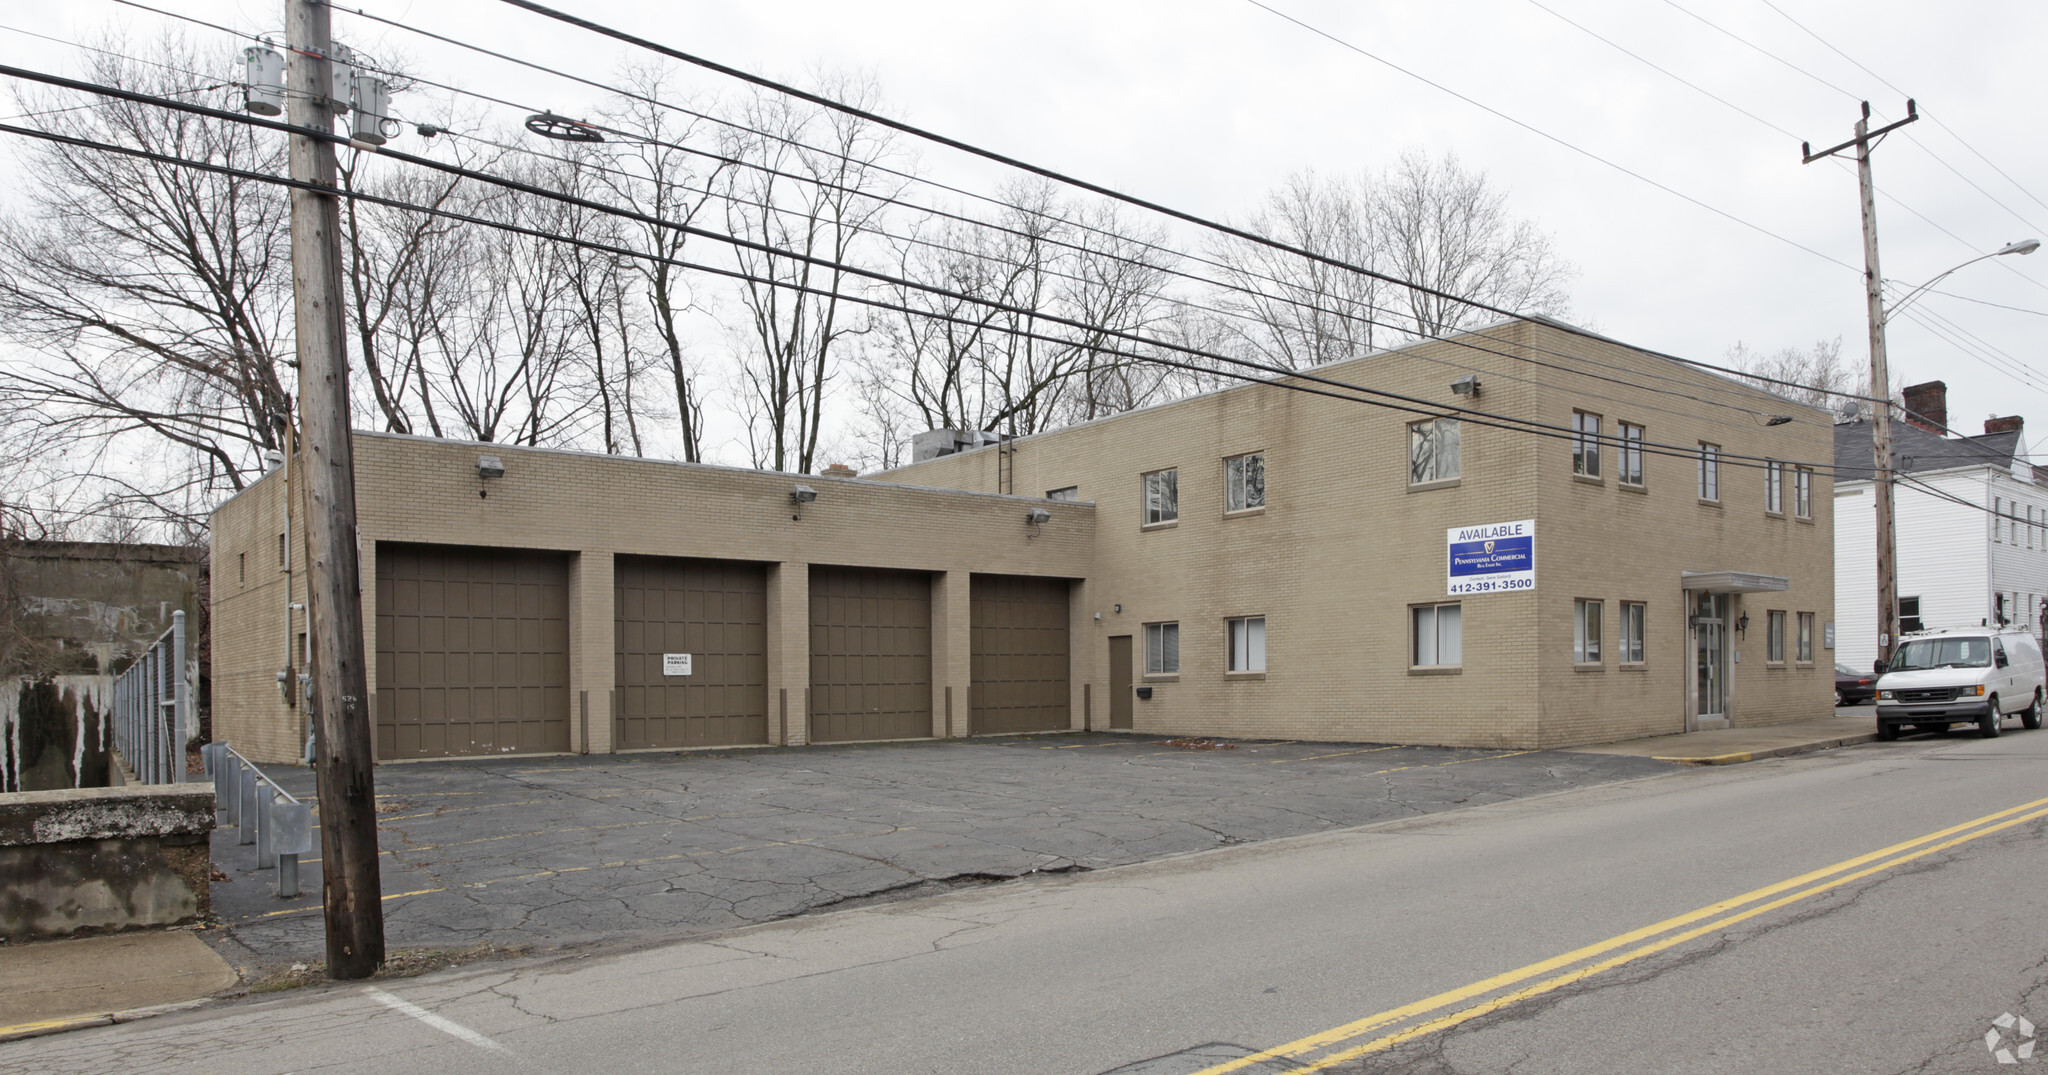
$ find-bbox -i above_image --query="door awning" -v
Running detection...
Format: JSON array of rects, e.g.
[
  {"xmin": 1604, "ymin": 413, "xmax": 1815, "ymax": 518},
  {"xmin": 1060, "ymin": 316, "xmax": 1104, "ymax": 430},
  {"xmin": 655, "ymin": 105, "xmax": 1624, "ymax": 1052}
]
[{"xmin": 1682, "ymin": 570, "xmax": 1790, "ymax": 593}]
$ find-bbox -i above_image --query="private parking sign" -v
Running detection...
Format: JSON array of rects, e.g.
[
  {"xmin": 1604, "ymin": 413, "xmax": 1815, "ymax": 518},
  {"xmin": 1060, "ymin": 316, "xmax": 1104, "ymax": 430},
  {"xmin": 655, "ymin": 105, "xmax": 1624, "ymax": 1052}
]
[{"xmin": 1447, "ymin": 519, "xmax": 1535, "ymax": 596}]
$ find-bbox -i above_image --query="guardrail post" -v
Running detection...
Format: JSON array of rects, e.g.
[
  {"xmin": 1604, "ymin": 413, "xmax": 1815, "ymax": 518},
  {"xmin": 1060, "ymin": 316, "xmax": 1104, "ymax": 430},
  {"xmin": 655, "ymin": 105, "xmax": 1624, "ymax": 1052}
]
[
  {"xmin": 238, "ymin": 764, "xmax": 258, "ymax": 845},
  {"xmin": 256, "ymin": 785, "xmax": 278, "ymax": 869},
  {"xmin": 274, "ymin": 801, "xmax": 313, "ymax": 899}
]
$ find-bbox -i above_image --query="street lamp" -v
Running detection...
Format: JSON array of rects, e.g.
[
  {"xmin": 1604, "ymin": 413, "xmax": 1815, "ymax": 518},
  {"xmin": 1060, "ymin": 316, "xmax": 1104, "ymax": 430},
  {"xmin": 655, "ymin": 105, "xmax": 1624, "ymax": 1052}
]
[{"xmin": 1866, "ymin": 237, "xmax": 2038, "ymax": 668}]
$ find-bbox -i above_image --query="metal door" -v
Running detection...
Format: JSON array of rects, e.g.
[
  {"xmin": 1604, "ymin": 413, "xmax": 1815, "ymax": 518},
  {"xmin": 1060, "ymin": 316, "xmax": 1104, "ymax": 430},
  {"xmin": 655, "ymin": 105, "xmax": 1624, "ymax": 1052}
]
[
  {"xmin": 614, "ymin": 556, "xmax": 768, "ymax": 749},
  {"xmin": 809, "ymin": 566, "xmax": 933, "ymax": 742},
  {"xmin": 970, "ymin": 575, "xmax": 1071, "ymax": 734},
  {"xmin": 375, "ymin": 544, "xmax": 570, "ymax": 759},
  {"xmin": 1108, "ymin": 635, "xmax": 1134, "ymax": 730}
]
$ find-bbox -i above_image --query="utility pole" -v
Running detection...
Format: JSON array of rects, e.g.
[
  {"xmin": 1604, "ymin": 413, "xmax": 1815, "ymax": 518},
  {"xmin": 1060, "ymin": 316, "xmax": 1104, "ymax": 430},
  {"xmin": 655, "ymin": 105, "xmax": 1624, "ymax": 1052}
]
[
  {"xmin": 1804, "ymin": 99, "xmax": 1917, "ymax": 672},
  {"xmin": 286, "ymin": 0, "xmax": 384, "ymax": 979}
]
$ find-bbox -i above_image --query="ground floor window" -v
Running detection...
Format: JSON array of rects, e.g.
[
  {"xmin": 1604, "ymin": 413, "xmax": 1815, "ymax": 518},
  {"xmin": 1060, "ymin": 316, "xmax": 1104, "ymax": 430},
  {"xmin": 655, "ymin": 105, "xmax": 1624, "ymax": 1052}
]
[
  {"xmin": 1227, "ymin": 615, "xmax": 1266, "ymax": 672},
  {"xmin": 1620, "ymin": 602, "xmax": 1646, "ymax": 663},
  {"xmin": 1899, "ymin": 596, "xmax": 1923, "ymax": 634},
  {"xmin": 1574, "ymin": 599, "xmax": 1603, "ymax": 663},
  {"xmin": 1797, "ymin": 612, "xmax": 1814, "ymax": 662},
  {"xmin": 1145, "ymin": 622, "xmax": 1180, "ymax": 674},
  {"xmin": 1767, "ymin": 610, "xmax": 1786, "ymax": 663},
  {"xmin": 1412, "ymin": 603, "xmax": 1462, "ymax": 667}
]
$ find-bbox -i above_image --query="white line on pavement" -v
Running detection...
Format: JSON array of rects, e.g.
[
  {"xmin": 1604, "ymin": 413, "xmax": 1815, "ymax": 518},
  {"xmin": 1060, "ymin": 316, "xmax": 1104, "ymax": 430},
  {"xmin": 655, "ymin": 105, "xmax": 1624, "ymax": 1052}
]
[{"xmin": 363, "ymin": 986, "xmax": 512, "ymax": 1055}]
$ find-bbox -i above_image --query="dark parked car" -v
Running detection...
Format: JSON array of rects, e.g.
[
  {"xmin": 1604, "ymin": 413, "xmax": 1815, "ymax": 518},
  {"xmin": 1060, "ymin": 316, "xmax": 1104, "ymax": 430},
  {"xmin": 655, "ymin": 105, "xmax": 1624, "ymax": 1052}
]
[{"xmin": 1836, "ymin": 663, "xmax": 1877, "ymax": 706}]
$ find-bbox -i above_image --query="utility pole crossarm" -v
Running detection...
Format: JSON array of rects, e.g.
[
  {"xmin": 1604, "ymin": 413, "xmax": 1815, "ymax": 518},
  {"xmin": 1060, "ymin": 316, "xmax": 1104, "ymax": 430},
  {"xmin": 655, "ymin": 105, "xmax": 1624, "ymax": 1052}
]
[{"xmin": 1802, "ymin": 99, "xmax": 1918, "ymax": 164}]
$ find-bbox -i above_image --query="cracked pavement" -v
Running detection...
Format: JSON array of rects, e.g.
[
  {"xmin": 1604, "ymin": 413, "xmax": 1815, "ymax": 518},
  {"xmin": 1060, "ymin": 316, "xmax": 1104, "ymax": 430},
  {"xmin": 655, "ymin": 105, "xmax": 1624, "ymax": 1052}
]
[{"xmin": 203, "ymin": 733, "xmax": 1673, "ymax": 975}]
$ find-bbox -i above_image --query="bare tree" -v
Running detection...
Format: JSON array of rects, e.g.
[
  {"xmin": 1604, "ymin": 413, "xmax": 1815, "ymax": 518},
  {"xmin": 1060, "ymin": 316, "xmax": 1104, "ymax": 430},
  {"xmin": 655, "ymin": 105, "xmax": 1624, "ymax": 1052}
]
[
  {"xmin": 1725, "ymin": 337, "xmax": 1860, "ymax": 412},
  {"xmin": 719, "ymin": 76, "xmax": 900, "ymax": 473},
  {"xmin": 1213, "ymin": 151, "xmax": 1575, "ymax": 368},
  {"xmin": 0, "ymin": 37, "xmax": 292, "ymax": 505}
]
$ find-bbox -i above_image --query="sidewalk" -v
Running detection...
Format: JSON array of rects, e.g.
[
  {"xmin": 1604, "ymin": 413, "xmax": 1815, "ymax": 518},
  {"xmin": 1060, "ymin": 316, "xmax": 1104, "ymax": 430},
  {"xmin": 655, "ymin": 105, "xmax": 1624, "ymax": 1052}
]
[
  {"xmin": 0, "ymin": 931, "xmax": 236, "ymax": 1042},
  {"xmin": 1567, "ymin": 711, "xmax": 1879, "ymax": 765}
]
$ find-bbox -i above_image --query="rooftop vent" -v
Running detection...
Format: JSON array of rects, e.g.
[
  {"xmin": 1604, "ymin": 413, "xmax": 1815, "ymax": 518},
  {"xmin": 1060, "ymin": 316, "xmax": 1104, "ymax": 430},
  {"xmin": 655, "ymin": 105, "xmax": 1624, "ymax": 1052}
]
[{"xmin": 910, "ymin": 428, "xmax": 1002, "ymax": 463}]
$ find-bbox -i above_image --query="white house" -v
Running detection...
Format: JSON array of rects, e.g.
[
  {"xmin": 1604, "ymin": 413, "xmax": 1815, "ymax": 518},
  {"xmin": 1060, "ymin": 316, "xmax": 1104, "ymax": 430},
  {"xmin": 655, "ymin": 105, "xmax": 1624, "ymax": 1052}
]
[{"xmin": 1835, "ymin": 380, "xmax": 2048, "ymax": 673}]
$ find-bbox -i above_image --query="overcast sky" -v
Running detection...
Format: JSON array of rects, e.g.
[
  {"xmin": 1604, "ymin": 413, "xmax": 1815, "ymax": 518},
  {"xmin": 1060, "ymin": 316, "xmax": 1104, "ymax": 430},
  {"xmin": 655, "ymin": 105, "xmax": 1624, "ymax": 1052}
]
[{"xmin": 8, "ymin": 0, "xmax": 2046, "ymax": 460}]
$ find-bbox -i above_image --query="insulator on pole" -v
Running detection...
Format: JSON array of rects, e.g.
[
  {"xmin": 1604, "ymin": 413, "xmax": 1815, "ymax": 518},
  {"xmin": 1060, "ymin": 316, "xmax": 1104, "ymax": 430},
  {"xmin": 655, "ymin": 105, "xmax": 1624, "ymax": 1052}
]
[
  {"xmin": 242, "ymin": 46, "xmax": 285, "ymax": 116},
  {"xmin": 350, "ymin": 76, "xmax": 393, "ymax": 145}
]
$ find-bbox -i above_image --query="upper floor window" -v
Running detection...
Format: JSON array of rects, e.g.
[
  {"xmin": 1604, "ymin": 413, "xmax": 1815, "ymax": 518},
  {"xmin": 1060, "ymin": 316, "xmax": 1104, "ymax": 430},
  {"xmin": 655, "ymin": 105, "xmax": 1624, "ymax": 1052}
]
[
  {"xmin": 1227, "ymin": 616, "xmax": 1267, "ymax": 672},
  {"xmin": 1766, "ymin": 460, "xmax": 1783, "ymax": 513},
  {"xmin": 1794, "ymin": 467, "xmax": 1812, "ymax": 519},
  {"xmin": 1224, "ymin": 452, "xmax": 1265, "ymax": 513},
  {"xmin": 1142, "ymin": 469, "xmax": 1178, "ymax": 526},
  {"xmin": 1409, "ymin": 417, "xmax": 1461, "ymax": 484},
  {"xmin": 1047, "ymin": 486, "xmax": 1079, "ymax": 502},
  {"xmin": 1619, "ymin": 423, "xmax": 1644, "ymax": 486},
  {"xmin": 1698, "ymin": 444, "xmax": 1720, "ymax": 501},
  {"xmin": 1572, "ymin": 412, "xmax": 1602, "ymax": 478}
]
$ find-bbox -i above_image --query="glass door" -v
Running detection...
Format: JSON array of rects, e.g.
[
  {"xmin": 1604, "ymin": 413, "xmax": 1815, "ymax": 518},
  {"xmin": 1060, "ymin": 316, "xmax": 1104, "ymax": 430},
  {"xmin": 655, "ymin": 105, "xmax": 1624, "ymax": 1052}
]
[{"xmin": 1695, "ymin": 592, "xmax": 1726, "ymax": 723}]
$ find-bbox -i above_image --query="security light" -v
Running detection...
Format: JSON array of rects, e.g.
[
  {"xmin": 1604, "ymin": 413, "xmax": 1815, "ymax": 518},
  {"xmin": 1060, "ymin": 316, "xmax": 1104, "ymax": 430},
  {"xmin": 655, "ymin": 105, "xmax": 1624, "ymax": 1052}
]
[
  {"xmin": 1026, "ymin": 507, "xmax": 1052, "ymax": 525},
  {"xmin": 1764, "ymin": 415, "xmax": 1793, "ymax": 426},
  {"xmin": 1451, "ymin": 375, "xmax": 1480, "ymax": 397},
  {"xmin": 791, "ymin": 485, "xmax": 818, "ymax": 504},
  {"xmin": 477, "ymin": 455, "xmax": 505, "ymax": 479}
]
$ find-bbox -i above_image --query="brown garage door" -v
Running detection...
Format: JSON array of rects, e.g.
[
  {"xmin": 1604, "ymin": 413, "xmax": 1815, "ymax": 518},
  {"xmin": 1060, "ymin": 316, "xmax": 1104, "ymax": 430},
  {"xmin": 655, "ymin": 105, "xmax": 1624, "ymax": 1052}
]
[
  {"xmin": 971, "ymin": 575, "xmax": 1071, "ymax": 734},
  {"xmin": 375, "ymin": 544, "xmax": 570, "ymax": 759},
  {"xmin": 615, "ymin": 556, "xmax": 768, "ymax": 749},
  {"xmin": 809, "ymin": 566, "xmax": 932, "ymax": 743}
]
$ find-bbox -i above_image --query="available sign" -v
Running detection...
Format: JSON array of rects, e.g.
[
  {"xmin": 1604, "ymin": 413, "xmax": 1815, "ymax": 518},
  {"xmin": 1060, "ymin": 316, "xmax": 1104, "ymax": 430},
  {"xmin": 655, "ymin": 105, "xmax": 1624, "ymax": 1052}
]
[
  {"xmin": 662, "ymin": 653, "xmax": 693, "ymax": 677},
  {"xmin": 1447, "ymin": 519, "xmax": 1535, "ymax": 596}
]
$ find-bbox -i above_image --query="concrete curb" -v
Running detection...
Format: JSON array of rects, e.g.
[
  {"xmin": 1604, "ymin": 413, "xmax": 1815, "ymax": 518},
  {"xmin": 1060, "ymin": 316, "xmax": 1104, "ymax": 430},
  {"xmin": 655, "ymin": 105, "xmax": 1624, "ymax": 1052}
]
[
  {"xmin": 1653, "ymin": 732, "xmax": 1880, "ymax": 766},
  {"xmin": 0, "ymin": 998, "xmax": 214, "ymax": 1044}
]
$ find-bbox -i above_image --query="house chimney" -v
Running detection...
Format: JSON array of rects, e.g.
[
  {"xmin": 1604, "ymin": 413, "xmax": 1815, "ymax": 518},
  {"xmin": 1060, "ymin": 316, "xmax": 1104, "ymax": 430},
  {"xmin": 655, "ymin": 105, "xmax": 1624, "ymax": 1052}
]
[
  {"xmin": 1901, "ymin": 380, "xmax": 1948, "ymax": 435},
  {"xmin": 1986, "ymin": 415, "xmax": 2025, "ymax": 436},
  {"xmin": 821, "ymin": 463, "xmax": 858, "ymax": 478}
]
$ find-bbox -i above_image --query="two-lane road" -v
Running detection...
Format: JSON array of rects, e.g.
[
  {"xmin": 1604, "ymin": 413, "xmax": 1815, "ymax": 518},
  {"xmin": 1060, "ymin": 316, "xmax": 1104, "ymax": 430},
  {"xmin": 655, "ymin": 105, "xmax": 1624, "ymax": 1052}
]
[{"xmin": 10, "ymin": 729, "xmax": 2047, "ymax": 1074}]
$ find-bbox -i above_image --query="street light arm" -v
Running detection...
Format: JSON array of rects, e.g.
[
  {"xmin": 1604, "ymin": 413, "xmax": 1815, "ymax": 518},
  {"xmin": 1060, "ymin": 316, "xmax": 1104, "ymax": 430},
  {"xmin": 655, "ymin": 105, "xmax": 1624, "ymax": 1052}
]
[{"xmin": 1883, "ymin": 240, "xmax": 2040, "ymax": 324}]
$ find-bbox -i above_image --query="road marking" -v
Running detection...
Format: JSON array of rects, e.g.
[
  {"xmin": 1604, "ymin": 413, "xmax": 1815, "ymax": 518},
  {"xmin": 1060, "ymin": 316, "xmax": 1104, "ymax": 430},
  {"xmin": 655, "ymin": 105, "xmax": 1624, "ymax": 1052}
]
[
  {"xmin": 1191, "ymin": 792, "xmax": 2048, "ymax": 1075},
  {"xmin": 242, "ymin": 887, "xmax": 445, "ymax": 920},
  {"xmin": 363, "ymin": 986, "xmax": 511, "ymax": 1055},
  {"xmin": 1261, "ymin": 746, "xmax": 1403, "ymax": 764}
]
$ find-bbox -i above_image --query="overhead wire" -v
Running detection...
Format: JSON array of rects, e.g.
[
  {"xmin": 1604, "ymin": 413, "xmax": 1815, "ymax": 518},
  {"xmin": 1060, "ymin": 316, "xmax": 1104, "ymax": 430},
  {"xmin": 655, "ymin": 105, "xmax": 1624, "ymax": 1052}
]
[
  {"xmin": 0, "ymin": 96, "xmax": 1857, "ymax": 478},
  {"xmin": 93, "ymin": 0, "xmax": 1890, "ymax": 416}
]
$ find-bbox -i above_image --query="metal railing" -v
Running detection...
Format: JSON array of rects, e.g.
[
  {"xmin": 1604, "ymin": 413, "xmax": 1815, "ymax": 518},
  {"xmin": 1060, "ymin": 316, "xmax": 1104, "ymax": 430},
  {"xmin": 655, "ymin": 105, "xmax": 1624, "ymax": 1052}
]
[
  {"xmin": 112, "ymin": 610, "xmax": 191, "ymax": 785},
  {"xmin": 202, "ymin": 743, "xmax": 315, "ymax": 898}
]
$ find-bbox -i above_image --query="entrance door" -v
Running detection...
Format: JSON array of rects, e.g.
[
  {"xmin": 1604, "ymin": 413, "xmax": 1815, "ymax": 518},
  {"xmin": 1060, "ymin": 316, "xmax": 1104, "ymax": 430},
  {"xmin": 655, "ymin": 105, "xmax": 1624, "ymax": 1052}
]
[
  {"xmin": 1108, "ymin": 636, "xmax": 1133, "ymax": 730},
  {"xmin": 1695, "ymin": 592, "xmax": 1727, "ymax": 727}
]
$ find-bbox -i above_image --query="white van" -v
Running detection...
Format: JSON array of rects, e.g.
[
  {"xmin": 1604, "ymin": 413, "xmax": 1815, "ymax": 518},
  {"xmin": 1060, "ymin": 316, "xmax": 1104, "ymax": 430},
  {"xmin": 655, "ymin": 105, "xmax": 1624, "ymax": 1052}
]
[{"xmin": 1874, "ymin": 627, "xmax": 2046, "ymax": 740}]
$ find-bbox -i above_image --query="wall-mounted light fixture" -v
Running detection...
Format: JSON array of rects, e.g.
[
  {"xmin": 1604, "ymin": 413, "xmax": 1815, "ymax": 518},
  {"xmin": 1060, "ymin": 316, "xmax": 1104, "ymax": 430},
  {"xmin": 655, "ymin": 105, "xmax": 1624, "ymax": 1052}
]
[
  {"xmin": 1025, "ymin": 506, "xmax": 1051, "ymax": 537},
  {"xmin": 1764, "ymin": 415, "xmax": 1793, "ymax": 426},
  {"xmin": 790, "ymin": 484, "xmax": 818, "ymax": 520},
  {"xmin": 1451, "ymin": 374, "xmax": 1481, "ymax": 397},
  {"xmin": 477, "ymin": 455, "xmax": 504, "ymax": 498},
  {"xmin": 1736, "ymin": 612, "xmax": 1750, "ymax": 637}
]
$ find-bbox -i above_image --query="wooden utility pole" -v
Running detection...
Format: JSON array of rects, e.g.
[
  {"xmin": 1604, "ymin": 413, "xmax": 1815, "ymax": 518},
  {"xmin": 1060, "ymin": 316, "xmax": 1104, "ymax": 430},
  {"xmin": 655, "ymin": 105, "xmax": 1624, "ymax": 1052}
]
[
  {"xmin": 286, "ymin": 0, "xmax": 384, "ymax": 979},
  {"xmin": 1804, "ymin": 99, "xmax": 1917, "ymax": 671}
]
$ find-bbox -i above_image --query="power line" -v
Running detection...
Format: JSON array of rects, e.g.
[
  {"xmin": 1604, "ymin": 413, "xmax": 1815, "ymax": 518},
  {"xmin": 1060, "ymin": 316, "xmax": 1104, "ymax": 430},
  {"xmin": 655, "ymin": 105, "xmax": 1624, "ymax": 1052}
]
[
  {"xmin": 0, "ymin": 109, "xmax": 1858, "ymax": 479},
  {"xmin": 96, "ymin": 0, "xmax": 1888, "ymax": 414}
]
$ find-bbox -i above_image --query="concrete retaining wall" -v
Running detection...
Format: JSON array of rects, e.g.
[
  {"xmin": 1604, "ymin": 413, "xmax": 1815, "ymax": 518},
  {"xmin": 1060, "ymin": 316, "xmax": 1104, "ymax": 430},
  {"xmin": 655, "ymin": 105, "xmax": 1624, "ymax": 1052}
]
[{"xmin": 0, "ymin": 784, "xmax": 215, "ymax": 940}]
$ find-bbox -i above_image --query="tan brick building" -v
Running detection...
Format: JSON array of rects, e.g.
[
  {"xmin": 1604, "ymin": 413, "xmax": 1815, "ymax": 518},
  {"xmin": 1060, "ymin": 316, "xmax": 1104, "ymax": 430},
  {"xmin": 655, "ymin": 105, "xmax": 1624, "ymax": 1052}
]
[{"xmin": 210, "ymin": 318, "xmax": 1834, "ymax": 764}]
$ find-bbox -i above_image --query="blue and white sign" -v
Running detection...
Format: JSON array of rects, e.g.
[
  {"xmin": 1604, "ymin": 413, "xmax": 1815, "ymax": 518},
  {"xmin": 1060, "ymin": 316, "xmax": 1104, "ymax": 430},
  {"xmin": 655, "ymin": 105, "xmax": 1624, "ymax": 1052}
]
[{"xmin": 1447, "ymin": 519, "xmax": 1535, "ymax": 596}]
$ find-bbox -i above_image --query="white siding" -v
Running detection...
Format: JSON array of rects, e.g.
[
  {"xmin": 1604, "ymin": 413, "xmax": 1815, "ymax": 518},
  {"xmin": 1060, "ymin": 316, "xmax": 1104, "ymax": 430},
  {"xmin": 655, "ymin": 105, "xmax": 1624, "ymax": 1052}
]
[
  {"xmin": 1834, "ymin": 468, "xmax": 1991, "ymax": 672},
  {"xmin": 1987, "ymin": 469, "xmax": 2048, "ymax": 639}
]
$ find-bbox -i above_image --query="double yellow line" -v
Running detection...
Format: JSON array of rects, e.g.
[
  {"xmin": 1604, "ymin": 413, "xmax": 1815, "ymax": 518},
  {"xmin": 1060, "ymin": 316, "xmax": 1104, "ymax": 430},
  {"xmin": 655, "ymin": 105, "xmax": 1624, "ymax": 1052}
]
[{"xmin": 1193, "ymin": 793, "xmax": 2048, "ymax": 1075}]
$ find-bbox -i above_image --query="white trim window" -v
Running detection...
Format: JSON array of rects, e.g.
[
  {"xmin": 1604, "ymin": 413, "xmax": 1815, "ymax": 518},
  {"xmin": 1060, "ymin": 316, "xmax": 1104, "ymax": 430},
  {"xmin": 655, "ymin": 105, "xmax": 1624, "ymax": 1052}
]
[
  {"xmin": 1408, "ymin": 418, "xmax": 1461, "ymax": 484},
  {"xmin": 1619, "ymin": 422, "xmax": 1645, "ymax": 486},
  {"xmin": 1794, "ymin": 467, "xmax": 1812, "ymax": 518},
  {"xmin": 1767, "ymin": 610, "xmax": 1786, "ymax": 663},
  {"xmin": 1145, "ymin": 622, "xmax": 1180, "ymax": 674},
  {"xmin": 1620, "ymin": 601, "xmax": 1646, "ymax": 663},
  {"xmin": 1797, "ymin": 612, "xmax": 1814, "ymax": 662},
  {"xmin": 1574, "ymin": 599, "xmax": 1603, "ymax": 663},
  {"xmin": 1572, "ymin": 411, "xmax": 1602, "ymax": 478},
  {"xmin": 1765, "ymin": 460, "xmax": 1783, "ymax": 513},
  {"xmin": 1995, "ymin": 497, "xmax": 2005, "ymax": 542},
  {"xmin": 1225, "ymin": 452, "xmax": 1265, "ymax": 512},
  {"xmin": 1227, "ymin": 616, "xmax": 1267, "ymax": 672},
  {"xmin": 1143, "ymin": 469, "xmax": 1178, "ymax": 526},
  {"xmin": 1698, "ymin": 443, "xmax": 1720, "ymax": 501},
  {"xmin": 1412, "ymin": 603, "xmax": 1462, "ymax": 667}
]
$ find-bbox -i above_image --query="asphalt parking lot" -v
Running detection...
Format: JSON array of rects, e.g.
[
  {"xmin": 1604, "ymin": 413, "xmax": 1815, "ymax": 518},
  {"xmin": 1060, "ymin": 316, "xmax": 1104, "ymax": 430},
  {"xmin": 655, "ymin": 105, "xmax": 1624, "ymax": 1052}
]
[{"xmin": 205, "ymin": 734, "xmax": 1676, "ymax": 975}]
